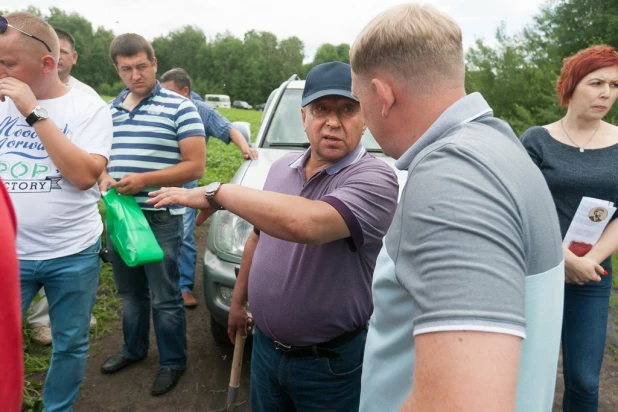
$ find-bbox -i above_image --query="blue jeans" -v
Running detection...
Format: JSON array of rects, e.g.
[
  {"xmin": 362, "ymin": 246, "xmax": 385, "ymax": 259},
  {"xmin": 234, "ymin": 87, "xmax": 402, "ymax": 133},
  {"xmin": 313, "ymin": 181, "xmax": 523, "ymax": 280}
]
[
  {"xmin": 179, "ymin": 180, "xmax": 199, "ymax": 292},
  {"xmin": 562, "ymin": 270, "xmax": 613, "ymax": 412},
  {"xmin": 108, "ymin": 210, "xmax": 186, "ymax": 369},
  {"xmin": 20, "ymin": 240, "xmax": 101, "ymax": 412},
  {"xmin": 251, "ymin": 328, "xmax": 365, "ymax": 412}
]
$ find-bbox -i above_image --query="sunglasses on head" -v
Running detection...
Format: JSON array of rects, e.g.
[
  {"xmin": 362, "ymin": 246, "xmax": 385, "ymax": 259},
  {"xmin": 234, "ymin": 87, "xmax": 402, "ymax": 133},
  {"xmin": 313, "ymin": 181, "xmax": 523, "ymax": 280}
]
[{"xmin": 0, "ymin": 15, "xmax": 52, "ymax": 53}]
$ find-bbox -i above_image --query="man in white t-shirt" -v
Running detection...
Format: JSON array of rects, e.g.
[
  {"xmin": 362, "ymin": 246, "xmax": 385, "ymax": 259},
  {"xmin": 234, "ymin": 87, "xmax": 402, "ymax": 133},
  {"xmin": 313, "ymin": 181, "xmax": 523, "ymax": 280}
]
[
  {"xmin": 26, "ymin": 27, "xmax": 103, "ymax": 347},
  {"xmin": 0, "ymin": 11, "xmax": 113, "ymax": 411},
  {"xmin": 55, "ymin": 28, "xmax": 99, "ymax": 98}
]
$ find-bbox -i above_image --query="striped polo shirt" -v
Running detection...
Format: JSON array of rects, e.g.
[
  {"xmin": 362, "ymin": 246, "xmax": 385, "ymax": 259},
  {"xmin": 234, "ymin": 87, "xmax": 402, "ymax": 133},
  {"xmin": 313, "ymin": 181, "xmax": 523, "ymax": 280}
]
[{"xmin": 107, "ymin": 82, "xmax": 206, "ymax": 214}]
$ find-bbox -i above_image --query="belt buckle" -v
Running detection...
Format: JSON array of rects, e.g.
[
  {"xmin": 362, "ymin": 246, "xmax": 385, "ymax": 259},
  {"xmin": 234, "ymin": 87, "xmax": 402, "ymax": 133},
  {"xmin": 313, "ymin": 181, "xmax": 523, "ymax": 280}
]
[{"xmin": 274, "ymin": 340, "xmax": 292, "ymax": 352}]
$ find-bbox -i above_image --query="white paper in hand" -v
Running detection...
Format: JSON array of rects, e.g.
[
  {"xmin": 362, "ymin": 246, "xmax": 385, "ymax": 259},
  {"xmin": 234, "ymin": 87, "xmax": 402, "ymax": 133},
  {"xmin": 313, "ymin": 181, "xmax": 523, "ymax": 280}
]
[{"xmin": 563, "ymin": 197, "xmax": 616, "ymax": 256}]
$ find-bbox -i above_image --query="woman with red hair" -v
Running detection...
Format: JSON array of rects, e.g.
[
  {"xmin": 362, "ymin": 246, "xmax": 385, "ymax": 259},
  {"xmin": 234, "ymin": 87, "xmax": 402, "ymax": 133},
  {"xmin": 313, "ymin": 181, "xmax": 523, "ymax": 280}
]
[{"xmin": 521, "ymin": 45, "xmax": 618, "ymax": 411}]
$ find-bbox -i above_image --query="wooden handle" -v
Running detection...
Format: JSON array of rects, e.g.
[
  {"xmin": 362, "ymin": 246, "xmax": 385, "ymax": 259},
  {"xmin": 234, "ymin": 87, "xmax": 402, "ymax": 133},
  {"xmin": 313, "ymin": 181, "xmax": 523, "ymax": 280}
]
[{"xmin": 229, "ymin": 332, "xmax": 246, "ymax": 387}]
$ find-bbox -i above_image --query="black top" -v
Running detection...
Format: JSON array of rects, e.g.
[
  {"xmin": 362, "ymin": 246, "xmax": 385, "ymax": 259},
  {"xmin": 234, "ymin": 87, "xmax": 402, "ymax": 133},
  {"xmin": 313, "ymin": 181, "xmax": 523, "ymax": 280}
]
[{"xmin": 520, "ymin": 126, "xmax": 618, "ymax": 270}]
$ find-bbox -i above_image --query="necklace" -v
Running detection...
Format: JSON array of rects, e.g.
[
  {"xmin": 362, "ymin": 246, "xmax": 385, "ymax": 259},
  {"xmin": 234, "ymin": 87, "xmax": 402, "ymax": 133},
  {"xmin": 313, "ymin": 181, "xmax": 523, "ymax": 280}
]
[{"xmin": 560, "ymin": 118, "xmax": 601, "ymax": 153}]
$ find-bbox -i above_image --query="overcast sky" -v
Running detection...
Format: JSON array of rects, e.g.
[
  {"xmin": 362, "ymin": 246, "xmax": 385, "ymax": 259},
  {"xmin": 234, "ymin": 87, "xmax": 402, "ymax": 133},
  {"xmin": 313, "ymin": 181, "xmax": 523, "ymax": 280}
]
[{"xmin": 4, "ymin": 0, "xmax": 547, "ymax": 62}]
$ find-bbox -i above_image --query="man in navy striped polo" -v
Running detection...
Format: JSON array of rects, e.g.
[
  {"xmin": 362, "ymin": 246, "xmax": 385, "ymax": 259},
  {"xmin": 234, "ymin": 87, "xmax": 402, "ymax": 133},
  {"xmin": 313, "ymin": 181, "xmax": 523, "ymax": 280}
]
[{"xmin": 97, "ymin": 33, "xmax": 206, "ymax": 396}]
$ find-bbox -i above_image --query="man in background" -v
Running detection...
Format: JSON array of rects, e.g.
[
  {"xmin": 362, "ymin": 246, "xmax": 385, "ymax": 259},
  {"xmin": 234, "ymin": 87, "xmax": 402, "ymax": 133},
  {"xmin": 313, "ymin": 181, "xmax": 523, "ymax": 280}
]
[
  {"xmin": 160, "ymin": 67, "xmax": 257, "ymax": 308},
  {"xmin": 26, "ymin": 27, "xmax": 100, "ymax": 347},
  {"xmin": 55, "ymin": 28, "xmax": 100, "ymax": 98}
]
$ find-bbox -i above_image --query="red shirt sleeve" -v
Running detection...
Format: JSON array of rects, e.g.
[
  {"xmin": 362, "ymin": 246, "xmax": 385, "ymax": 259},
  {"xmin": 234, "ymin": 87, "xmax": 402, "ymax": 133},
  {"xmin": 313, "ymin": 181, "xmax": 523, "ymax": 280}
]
[{"xmin": 0, "ymin": 179, "xmax": 23, "ymax": 411}]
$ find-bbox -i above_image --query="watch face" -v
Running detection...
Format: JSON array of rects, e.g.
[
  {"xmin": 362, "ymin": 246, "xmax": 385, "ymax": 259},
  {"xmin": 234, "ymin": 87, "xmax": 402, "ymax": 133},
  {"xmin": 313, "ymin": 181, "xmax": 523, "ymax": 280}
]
[
  {"xmin": 34, "ymin": 106, "xmax": 49, "ymax": 118},
  {"xmin": 205, "ymin": 182, "xmax": 221, "ymax": 194}
]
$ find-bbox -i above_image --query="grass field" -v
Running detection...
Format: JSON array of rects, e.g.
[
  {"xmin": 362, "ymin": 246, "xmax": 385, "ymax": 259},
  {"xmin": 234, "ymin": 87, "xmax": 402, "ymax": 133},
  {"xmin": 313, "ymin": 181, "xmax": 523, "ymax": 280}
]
[
  {"xmin": 21, "ymin": 106, "xmax": 262, "ymax": 411},
  {"xmin": 200, "ymin": 108, "xmax": 262, "ymax": 185}
]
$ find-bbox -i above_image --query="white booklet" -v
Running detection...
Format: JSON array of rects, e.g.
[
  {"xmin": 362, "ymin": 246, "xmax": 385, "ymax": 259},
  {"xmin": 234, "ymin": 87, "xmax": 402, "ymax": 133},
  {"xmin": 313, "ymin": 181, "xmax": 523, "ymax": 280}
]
[{"xmin": 563, "ymin": 196, "xmax": 616, "ymax": 257}]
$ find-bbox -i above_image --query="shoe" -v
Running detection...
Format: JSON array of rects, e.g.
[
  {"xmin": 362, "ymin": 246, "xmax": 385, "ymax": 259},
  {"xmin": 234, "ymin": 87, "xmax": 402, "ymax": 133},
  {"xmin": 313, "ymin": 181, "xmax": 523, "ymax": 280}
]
[
  {"xmin": 90, "ymin": 314, "xmax": 97, "ymax": 329},
  {"xmin": 101, "ymin": 353, "xmax": 145, "ymax": 374},
  {"xmin": 182, "ymin": 292, "xmax": 197, "ymax": 308},
  {"xmin": 151, "ymin": 367, "xmax": 184, "ymax": 396},
  {"xmin": 32, "ymin": 325, "xmax": 52, "ymax": 346}
]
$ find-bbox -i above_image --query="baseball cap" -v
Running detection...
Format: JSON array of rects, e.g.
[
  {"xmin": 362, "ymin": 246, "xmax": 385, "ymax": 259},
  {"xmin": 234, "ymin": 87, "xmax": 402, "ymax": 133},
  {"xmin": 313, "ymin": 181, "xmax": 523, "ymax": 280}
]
[{"xmin": 301, "ymin": 61, "xmax": 359, "ymax": 107}]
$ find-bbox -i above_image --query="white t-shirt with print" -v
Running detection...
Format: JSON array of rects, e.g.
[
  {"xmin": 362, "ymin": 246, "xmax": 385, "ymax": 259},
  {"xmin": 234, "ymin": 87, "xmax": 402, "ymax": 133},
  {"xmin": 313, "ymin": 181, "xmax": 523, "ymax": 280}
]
[{"xmin": 0, "ymin": 88, "xmax": 113, "ymax": 260}]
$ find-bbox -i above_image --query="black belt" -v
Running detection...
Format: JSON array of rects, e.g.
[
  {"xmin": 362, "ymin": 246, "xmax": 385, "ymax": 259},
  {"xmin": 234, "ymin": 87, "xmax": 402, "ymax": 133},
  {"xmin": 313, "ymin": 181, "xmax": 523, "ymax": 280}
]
[{"xmin": 270, "ymin": 325, "xmax": 367, "ymax": 359}]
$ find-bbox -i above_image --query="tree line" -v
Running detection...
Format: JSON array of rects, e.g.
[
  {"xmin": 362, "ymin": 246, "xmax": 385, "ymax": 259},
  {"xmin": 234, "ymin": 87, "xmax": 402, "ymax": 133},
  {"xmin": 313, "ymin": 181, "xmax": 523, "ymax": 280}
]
[{"xmin": 2, "ymin": 1, "xmax": 616, "ymax": 134}]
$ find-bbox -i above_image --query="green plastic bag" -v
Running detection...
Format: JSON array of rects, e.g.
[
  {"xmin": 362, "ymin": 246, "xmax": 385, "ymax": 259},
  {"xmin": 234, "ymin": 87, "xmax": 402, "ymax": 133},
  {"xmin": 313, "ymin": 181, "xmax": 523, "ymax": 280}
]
[{"xmin": 103, "ymin": 188, "xmax": 164, "ymax": 267}]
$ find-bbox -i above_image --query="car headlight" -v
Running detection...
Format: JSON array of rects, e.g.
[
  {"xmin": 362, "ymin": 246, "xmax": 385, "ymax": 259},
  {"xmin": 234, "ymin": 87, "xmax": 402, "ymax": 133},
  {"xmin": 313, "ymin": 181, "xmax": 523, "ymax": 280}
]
[{"xmin": 213, "ymin": 210, "xmax": 253, "ymax": 257}]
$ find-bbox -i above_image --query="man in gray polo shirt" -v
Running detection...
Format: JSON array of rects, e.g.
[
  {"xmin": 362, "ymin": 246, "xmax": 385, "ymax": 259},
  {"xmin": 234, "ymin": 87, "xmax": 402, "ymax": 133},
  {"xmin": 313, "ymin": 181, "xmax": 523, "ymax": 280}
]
[
  {"xmin": 350, "ymin": 4, "xmax": 564, "ymax": 412},
  {"xmin": 148, "ymin": 61, "xmax": 398, "ymax": 411}
]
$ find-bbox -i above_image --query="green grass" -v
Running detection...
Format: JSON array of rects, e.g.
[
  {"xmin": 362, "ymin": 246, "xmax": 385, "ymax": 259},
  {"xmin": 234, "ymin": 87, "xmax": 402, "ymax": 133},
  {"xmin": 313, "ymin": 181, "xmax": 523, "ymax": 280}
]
[
  {"xmin": 610, "ymin": 344, "xmax": 618, "ymax": 361},
  {"xmin": 21, "ymin": 104, "xmax": 261, "ymax": 410},
  {"xmin": 200, "ymin": 108, "xmax": 262, "ymax": 185},
  {"xmin": 100, "ymin": 95, "xmax": 115, "ymax": 103}
]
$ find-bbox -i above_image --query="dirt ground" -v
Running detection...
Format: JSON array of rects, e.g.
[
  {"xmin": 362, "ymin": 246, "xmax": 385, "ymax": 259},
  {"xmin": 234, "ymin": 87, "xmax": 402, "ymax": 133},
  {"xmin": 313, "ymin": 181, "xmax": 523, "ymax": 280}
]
[
  {"xmin": 68, "ymin": 223, "xmax": 618, "ymax": 411},
  {"xmin": 73, "ymin": 223, "xmax": 252, "ymax": 412}
]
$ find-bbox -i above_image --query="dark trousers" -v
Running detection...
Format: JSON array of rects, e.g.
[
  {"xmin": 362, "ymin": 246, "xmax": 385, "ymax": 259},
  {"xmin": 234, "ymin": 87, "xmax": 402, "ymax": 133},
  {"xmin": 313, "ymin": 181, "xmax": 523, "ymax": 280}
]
[
  {"xmin": 109, "ymin": 210, "xmax": 187, "ymax": 369},
  {"xmin": 250, "ymin": 328, "xmax": 366, "ymax": 412},
  {"xmin": 562, "ymin": 271, "xmax": 613, "ymax": 412}
]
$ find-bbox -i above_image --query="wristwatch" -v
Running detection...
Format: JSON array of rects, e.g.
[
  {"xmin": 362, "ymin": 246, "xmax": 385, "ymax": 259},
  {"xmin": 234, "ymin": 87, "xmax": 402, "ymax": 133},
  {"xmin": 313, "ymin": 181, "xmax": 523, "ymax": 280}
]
[
  {"xmin": 204, "ymin": 182, "xmax": 225, "ymax": 210},
  {"xmin": 26, "ymin": 106, "xmax": 49, "ymax": 126}
]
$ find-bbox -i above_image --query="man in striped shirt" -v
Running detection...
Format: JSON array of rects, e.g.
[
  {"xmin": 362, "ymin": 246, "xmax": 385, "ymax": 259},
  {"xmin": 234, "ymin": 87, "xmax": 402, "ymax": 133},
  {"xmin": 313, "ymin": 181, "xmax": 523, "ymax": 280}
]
[{"xmin": 97, "ymin": 33, "xmax": 206, "ymax": 396}]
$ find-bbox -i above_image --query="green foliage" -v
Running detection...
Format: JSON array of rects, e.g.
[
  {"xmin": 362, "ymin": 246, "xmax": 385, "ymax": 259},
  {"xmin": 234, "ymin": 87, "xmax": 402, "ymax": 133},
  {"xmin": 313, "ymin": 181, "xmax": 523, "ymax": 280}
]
[
  {"xmin": 36, "ymin": 7, "xmax": 117, "ymax": 91},
  {"xmin": 301, "ymin": 43, "xmax": 350, "ymax": 77},
  {"xmin": 154, "ymin": 28, "xmax": 305, "ymax": 105},
  {"xmin": 200, "ymin": 108, "xmax": 262, "ymax": 185},
  {"xmin": 466, "ymin": 0, "xmax": 618, "ymax": 135},
  {"xmin": 4, "ymin": 6, "xmax": 353, "ymax": 105},
  {"xmin": 97, "ymin": 82, "xmax": 126, "ymax": 99}
]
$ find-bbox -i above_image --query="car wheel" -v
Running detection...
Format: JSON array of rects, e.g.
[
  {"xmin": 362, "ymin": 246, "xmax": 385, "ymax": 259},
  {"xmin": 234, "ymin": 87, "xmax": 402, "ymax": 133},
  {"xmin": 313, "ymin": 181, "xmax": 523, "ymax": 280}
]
[{"xmin": 211, "ymin": 315, "xmax": 231, "ymax": 345}]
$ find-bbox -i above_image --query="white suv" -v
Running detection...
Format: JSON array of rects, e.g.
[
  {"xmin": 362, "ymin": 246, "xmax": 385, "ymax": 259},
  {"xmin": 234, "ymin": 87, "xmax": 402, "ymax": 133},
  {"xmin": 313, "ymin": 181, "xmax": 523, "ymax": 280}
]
[{"xmin": 203, "ymin": 75, "xmax": 407, "ymax": 344}]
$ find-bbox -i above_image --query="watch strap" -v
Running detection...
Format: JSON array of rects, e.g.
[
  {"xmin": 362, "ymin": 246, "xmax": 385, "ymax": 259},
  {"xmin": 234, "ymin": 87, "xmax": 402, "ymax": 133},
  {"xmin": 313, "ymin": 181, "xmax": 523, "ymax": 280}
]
[
  {"xmin": 26, "ymin": 110, "xmax": 40, "ymax": 126},
  {"xmin": 205, "ymin": 183, "xmax": 225, "ymax": 210}
]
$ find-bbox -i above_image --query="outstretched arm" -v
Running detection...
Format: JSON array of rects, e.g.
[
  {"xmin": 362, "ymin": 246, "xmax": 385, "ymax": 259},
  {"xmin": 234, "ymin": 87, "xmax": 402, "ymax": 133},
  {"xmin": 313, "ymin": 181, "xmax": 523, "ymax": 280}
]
[{"xmin": 148, "ymin": 184, "xmax": 350, "ymax": 244}]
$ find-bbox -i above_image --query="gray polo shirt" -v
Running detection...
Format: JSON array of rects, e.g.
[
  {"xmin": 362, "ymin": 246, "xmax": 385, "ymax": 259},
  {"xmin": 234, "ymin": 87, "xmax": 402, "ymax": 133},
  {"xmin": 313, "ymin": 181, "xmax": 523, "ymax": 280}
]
[
  {"xmin": 248, "ymin": 144, "xmax": 399, "ymax": 346},
  {"xmin": 360, "ymin": 93, "xmax": 564, "ymax": 412}
]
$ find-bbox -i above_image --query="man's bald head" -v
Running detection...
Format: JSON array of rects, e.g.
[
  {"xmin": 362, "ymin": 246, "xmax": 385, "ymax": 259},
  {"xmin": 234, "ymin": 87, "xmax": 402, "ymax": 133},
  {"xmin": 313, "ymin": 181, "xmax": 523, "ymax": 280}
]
[{"xmin": 3, "ymin": 12, "xmax": 59, "ymax": 60}]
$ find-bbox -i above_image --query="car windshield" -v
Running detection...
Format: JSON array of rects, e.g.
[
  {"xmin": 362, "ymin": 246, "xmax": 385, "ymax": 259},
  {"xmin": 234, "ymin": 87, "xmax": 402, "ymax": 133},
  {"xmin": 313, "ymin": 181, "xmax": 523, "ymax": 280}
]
[{"xmin": 262, "ymin": 88, "xmax": 382, "ymax": 152}]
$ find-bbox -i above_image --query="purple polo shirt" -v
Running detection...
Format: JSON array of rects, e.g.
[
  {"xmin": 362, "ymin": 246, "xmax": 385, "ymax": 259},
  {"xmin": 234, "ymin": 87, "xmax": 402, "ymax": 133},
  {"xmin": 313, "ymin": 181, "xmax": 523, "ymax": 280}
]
[{"xmin": 248, "ymin": 144, "xmax": 399, "ymax": 346}]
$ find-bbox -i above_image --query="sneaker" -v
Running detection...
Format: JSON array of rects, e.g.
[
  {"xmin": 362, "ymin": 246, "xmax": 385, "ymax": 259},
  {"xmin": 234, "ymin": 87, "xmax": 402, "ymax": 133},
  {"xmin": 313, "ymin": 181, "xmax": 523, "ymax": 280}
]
[
  {"xmin": 90, "ymin": 314, "xmax": 97, "ymax": 329},
  {"xmin": 32, "ymin": 325, "xmax": 52, "ymax": 346}
]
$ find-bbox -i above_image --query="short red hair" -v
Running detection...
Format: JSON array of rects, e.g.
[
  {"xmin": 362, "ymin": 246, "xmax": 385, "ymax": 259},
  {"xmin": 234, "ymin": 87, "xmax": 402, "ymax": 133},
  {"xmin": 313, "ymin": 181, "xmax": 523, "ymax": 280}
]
[{"xmin": 556, "ymin": 45, "xmax": 618, "ymax": 107}]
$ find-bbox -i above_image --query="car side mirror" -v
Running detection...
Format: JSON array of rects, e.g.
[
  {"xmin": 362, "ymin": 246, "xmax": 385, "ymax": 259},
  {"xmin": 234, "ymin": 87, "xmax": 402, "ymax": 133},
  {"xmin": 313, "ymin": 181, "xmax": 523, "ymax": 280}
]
[{"xmin": 231, "ymin": 121, "xmax": 252, "ymax": 145}]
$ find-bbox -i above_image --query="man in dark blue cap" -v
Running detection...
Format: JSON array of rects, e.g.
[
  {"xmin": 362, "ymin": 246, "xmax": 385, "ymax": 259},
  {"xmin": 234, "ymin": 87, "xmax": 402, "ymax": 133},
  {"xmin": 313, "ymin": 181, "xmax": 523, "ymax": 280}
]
[{"xmin": 146, "ymin": 61, "xmax": 399, "ymax": 411}]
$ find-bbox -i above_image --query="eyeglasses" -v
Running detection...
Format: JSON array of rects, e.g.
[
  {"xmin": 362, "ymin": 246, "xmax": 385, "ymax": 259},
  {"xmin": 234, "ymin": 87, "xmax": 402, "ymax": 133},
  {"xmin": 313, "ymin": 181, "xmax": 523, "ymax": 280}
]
[
  {"xmin": 311, "ymin": 103, "xmax": 360, "ymax": 120},
  {"xmin": 0, "ymin": 16, "xmax": 52, "ymax": 53}
]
